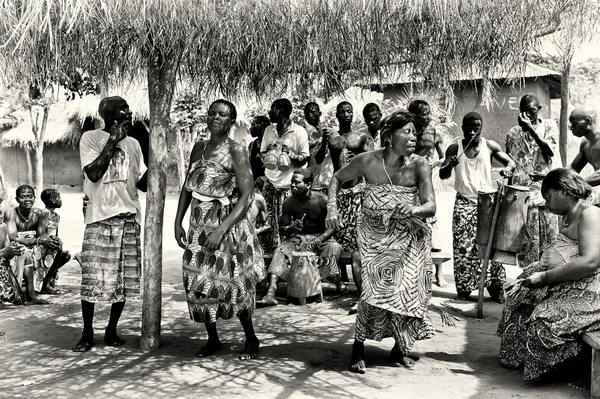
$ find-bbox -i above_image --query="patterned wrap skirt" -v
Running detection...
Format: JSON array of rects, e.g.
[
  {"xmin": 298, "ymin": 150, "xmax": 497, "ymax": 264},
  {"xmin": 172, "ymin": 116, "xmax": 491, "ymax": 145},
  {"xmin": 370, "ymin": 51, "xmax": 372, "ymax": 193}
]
[
  {"xmin": 182, "ymin": 198, "xmax": 266, "ymax": 323},
  {"xmin": 452, "ymin": 193, "xmax": 505, "ymax": 293},
  {"xmin": 0, "ymin": 258, "xmax": 25, "ymax": 305},
  {"xmin": 355, "ymin": 184, "xmax": 435, "ymax": 355},
  {"xmin": 80, "ymin": 215, "xmax": 141, "ymax": 303}
]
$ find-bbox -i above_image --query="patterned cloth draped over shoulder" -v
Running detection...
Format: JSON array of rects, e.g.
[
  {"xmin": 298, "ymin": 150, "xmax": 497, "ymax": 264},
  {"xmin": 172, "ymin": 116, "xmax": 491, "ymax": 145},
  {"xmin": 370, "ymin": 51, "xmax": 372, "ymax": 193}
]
[
  {"xmin": 182, "ymin": 159, "xmax": 265, "ymax": 323},
  {"xmin": 498, "ymin": 234, "xmax": 600, "ymax": 381},
  {"xmin": 355, "ymin": 184, "xmax": 435, "ymax": 355}
]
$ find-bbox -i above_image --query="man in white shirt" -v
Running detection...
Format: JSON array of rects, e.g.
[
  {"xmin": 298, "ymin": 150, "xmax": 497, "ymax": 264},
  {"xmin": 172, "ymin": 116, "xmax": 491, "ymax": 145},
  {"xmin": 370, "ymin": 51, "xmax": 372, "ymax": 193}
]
[
  {"xmin": 73, "ymin": 96, "xmax": 147, "ymax": 353},
  {"xmin": 260, "ymin": 98, "xmax": 310, "ymax": 252}
]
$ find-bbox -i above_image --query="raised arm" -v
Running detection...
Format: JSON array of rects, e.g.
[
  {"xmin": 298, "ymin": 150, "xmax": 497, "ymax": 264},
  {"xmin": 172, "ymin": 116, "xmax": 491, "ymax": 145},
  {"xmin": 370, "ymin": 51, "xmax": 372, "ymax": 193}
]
[
  {"xmin": 439, "ymin": 143, "xmax": 459, "ymax": 180},
  {"xmin": 488, "ymin": 139, "xmax": 516, "ymax": 177},
  {"xmin": 82, "ymin": 123, "xmax": 128, "ymax": 183}
]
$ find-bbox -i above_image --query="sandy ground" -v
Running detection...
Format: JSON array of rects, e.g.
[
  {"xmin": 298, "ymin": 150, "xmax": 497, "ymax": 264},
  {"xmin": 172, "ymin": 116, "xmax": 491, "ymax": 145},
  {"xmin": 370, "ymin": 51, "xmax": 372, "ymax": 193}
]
[{"xmin": 0, "ymin": 188, "xmax": 589, "ymax": 399}]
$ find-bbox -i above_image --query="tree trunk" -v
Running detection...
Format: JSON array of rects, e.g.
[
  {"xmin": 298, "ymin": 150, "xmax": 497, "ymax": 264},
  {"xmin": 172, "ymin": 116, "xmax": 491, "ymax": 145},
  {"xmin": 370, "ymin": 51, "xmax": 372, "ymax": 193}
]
[
  {"xmin": 176, "ymin": 130, "xmax": 186, "ymax": 188},
  {"xmin": 140, "ymin": 50, "xmax": 180, "ymax": 351},
  {"xmin": 25, "ymin": 148, "xmax": 33, "ymax": 186},
  {"xmin": 34, "ymin": 106, "xmax": 49, "ymax": 196},
  {"xmin": 559, "ymin": 59, "xmax": 571, "ymax": 167}
]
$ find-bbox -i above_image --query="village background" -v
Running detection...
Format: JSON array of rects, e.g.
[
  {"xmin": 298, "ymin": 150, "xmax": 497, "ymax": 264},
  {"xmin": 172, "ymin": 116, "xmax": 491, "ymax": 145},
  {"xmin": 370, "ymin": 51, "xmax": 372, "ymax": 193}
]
[{"xmin": 0, "ymin": 21, "xmax": 599, "ymax": 399}]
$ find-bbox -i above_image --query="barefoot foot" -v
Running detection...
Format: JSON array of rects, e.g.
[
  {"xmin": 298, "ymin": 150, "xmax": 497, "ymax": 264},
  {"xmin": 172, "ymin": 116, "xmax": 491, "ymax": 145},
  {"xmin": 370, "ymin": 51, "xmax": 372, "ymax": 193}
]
[
  {"xmin": 348, "ymin": 302, "xmax": 358, "ymax": 315},
  {"xmin": 391, "ymin": 345, "xmax": 417, "ymax": 369},
  {"xmin": 239, "ymin": 338, "xmax": 260, "ymax": 360},
  {"xmin": 40, "ymin": 286, "xmax": 62, "ymax": 295},
  {"xmin": 487, "ymin": 286, "xmax": 506, "ymax": 304},
  {"xmin": 104, "ymin": 330, "xmax": 126, "ymax": 347},
  {"xmin": 454, "ymin": 291, "xmax": 471, "ymax": 301},
  {"xmin": 195, "ymin": 340, "xmax": 223, "ymax": 358},
  {"xmin": 25, "ymin": 297, "xmax": 52, "ymax": 305},
  {"xmin": 435, "ymin": 273, "xmax": 448, "ymax": 288},
  {"xmin": 72, "ymin": 333, "xmax": 94, "ymax": 352},
  {"xmin": 349, "ymin": 341, "xmax": 366, "ymax": 374},
  {"xmin": 256, "ymin": 294, "xmax": 278, "ymax": 308},
  {"xmin": 568, "ymin": 372, "xmax": 591, "ymax": 391}
]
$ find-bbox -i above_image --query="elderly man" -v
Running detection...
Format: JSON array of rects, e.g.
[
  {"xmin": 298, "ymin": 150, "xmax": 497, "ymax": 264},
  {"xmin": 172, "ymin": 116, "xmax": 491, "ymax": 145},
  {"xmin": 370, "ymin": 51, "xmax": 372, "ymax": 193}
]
[
  {"xmin": 260, "ymin": 98, "xmax": 310, "ymax": 252},
  {"xmin": 248, "ymin": 115, "xmax": 270, "ymax": 181},
  {"xmin": 440, "ymin": 112, "xmax": 515, "ymax": 303},
  {"xmin": 258, "ymin": 169, "xmax": 342, "ymax": 307},
  {"xmin": 304, "ymin": 102, "xmax": 335, "ymax": 192},
  {"xmin": 73, "ymin": 96, "xmax": 147, "ymax": 352},
  {"xmin": 506, "ymin": 94, "xmax": 559, "ymax": 267}
]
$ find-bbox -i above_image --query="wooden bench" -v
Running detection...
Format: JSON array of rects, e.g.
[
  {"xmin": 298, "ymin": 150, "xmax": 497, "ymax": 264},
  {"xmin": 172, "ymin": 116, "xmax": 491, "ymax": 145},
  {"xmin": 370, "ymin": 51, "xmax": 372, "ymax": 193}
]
[
  {"xmin": 263, "ymin": 251, "xmax": 452, "ymax": 283},
  {"xmin": 583, "ymin": 331, "xmax": 600, "ymax": 398}
]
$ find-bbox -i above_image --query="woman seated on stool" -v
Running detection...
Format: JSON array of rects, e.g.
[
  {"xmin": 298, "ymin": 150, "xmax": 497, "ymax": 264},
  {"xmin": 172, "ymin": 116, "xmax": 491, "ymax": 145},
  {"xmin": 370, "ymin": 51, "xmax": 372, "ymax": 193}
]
[{"xmin": 498, "ymin": 168, "xmax": 600, "ymax": 391}]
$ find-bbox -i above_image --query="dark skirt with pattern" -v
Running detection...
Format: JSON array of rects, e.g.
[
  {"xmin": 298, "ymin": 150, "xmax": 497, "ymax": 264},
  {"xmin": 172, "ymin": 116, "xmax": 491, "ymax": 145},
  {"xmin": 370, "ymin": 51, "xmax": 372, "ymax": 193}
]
[
  {"xmin": 183, "ymin": 198, "xmax": 266, "ymax": 323},
  {"xmin": 498, "ymin": 235, "xmax": 600, "ymax": 380},
  {"xmin": 261, "ymin": 180, "xmax": 291, "ymax": 253},
  {"xmin": 0, "ymin": 258, "xmax": 25, "ymax": 305},
  {"xmin": 452, "ymin": 193, "xmax": 505, "ymax": 293}
]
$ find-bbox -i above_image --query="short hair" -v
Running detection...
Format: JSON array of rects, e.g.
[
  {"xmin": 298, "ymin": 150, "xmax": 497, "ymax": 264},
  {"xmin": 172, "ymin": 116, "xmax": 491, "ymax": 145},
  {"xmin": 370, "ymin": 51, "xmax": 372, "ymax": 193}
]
[
  {"xmin": 336, "ymin": 101, "xmax": 352, "ymax": 113},
  {"xmin": 292, "ymin": 169, "xmax": 314, "ymax": 185},
  {"xmin": 462, "ymin": 111, "xmax": 483, "ymax": 124},
  {"xmin": 408, "ymin": 99, "xmax": 430, "ymax": 114},
  {"xmin": 362, "ymin": 103, "xmax": 381, "ymax": 117},
  {"xmin": 209, "ymin": 99, "xmax": 237, "ymax": 121},
  {"xmin": 16, "ymin": 184, "xmax": 34, "ymax": 197},
  {"xmin": 252, "ymin": 115, "xmax": 270, "ymax": 129},
  {"xmin": 304, "ymin": 102, "xmax": 320, "ymax": 113},
  {"xmin": 520, "ymin": 93, "xmax": 540, "ymax": 108},
  {"xmin": 380, "ymin": 111, "xmax": 415, "ymax": 147},
  {"xmin": 40, "ymin": 188, "xmax": 60, "ymax": 208},
  {"xmin": 272, "ymin": 98, "xmax": 293, "ymax": 118},
  {"xmin": 98, "ymin": 96, "xmax": 128, "ymax": 122},
  {"xmin": 541, "ymin": 168, "xmax": 591, "ymax": 200}
]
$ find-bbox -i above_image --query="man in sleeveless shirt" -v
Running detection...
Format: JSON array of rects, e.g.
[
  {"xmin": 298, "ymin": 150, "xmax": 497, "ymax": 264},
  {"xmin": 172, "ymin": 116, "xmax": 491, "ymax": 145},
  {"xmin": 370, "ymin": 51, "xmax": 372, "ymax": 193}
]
[{"xmin": 440, "ymin": 112, "xmax": 515, "ymax": 302}]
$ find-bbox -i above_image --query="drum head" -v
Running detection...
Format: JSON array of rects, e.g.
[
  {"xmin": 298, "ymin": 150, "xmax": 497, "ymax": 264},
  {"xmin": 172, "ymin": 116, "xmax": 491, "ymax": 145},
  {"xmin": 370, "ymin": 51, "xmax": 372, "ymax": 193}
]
[
  {"xmin": 505, "ymin": 185, "xmax": 530, "ymax": 192},
  {"xmin": 291, "ymin": 251, "xmax": 318, "ymax": 258}
]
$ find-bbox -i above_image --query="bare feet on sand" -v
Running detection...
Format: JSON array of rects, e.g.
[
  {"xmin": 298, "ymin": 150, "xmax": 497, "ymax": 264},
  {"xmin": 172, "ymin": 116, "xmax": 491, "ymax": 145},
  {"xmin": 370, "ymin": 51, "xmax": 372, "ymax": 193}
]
[
  {"xmin": 455, "ymin": 291, "xmax": 471, "ymax": 301},
  {"xmin": 391, "ymin": 345, "xmax": 416, "ymax": 369},
  {"xmin": 435, "ymin": 272, "xmax": 448, "ymax": 288},
  {"xmin": 72, "ymin": 332, "xmax": 94, "ymax": 352},
  {"xmin": 25, "ymin": 297, "xmax": 52, "ymax": 305},
  {"xmin": 104, "ymin": 329, "xmax": 126, "ymax": 347},
  {"xmin": 257, "ymin": 294, "xmax": 278, "ymax": 308},
  {"xmin": 239, "ymin": 338, "xmax": 260, "ymax": 360},
  {"xmin": 195, "ymin": 339, "xmax": 223, "ymax": 358},
  {"xmin": 40, "ymin": 286, "xmax": 62, "ymax": 295},
  {"xmin": 349, "ymin": 341, "xmax": 367, "ymax": 374},
  {"xmin": 568, "ymin": 372, "xmax": 591, "ymax": 391}
]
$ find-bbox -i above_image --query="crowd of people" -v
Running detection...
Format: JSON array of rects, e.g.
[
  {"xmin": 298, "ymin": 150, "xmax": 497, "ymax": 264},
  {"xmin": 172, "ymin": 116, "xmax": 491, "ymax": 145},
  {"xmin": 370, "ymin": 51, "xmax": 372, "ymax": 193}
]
[{"xmin": 0, "ymin": 93, "xmax": 599, "ymax": 391}]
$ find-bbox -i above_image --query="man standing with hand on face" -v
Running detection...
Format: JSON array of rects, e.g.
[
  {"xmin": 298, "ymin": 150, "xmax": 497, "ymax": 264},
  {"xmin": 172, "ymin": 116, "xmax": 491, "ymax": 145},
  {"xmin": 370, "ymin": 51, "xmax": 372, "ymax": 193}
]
[
  {"xmin": 506, "ymin": 94, "xmax": 559, "ymax": 267},
  {"xmin": 73, "ymin": 96, "xmax": 147, "ymax": 352}
]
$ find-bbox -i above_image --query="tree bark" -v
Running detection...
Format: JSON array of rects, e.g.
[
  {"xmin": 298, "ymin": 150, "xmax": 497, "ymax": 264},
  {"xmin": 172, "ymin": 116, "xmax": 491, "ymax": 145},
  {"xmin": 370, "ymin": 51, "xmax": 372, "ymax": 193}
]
[
  {"xmin": 25, "ymin": 148, "xmax": 33, "ymax": 186},
  {"xmin": 176, "ymin": 130, "xmax": 186, "ymax": 188},
  {"xmin": 34, "ymin": 105, "xmax": 49, "ymax": 196},
  {"xmin": 140, "ymin": 50, "xmax": 180, "ymax": 351},
  {"xmin": 559, "ymin": 59, "xmax": 571, "ymax": 167}
]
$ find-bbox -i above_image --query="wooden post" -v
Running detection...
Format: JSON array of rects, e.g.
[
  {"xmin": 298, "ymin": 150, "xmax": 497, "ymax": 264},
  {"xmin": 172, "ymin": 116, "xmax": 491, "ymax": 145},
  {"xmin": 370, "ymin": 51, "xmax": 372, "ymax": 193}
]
[
  {"xmin": 477, "ymin": 186, "xmax": 503, "ymax": 319},
  {"xmin": 559, "ymin": 58, "xmax": 571, "ymax": 167},
  {"xmin": 140, "ymin": 50, "xmax": 180, "ymax": 351}
]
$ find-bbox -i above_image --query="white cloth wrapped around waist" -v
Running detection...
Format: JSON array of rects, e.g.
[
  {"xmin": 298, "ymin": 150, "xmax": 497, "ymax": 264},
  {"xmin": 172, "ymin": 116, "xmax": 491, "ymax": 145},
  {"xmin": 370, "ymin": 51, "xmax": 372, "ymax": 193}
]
[{"xmin": 191, "ymin": 191, "xmax": 230, "ymax": 205}]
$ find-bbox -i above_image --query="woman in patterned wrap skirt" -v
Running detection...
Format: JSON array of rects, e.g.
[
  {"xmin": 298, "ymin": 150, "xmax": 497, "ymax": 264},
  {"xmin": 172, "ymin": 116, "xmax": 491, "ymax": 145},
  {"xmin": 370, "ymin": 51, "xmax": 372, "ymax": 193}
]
[
  {"xmin": 326, "ymin": 111, "xmax": 436, "ymax": 374},
  {"xmin": 499, "ymin": 168, "xmax": 600, "ymax": 389},
  {"xmin": 174, "ymin": 100, "xmax": 265, "ymax": 361}
]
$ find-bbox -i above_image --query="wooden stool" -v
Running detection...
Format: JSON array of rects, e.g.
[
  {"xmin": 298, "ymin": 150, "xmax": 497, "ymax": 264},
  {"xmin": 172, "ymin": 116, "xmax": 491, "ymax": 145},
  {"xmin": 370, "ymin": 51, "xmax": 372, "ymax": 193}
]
[
  {"xmin": 583, "ymin": 331, "xmax": 600, "ymax": 398},
  {"xmin": 287, "ymin": 251, "xmax": 323, "ymax": 305}
]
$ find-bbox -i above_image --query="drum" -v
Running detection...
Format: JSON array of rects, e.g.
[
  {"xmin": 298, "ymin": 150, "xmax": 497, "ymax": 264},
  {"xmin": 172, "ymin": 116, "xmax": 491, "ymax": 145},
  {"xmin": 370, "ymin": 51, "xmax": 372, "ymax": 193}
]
[
  {"xmin": 263, "ymin": 150, "xmax": 278, "ymax": 170},
  {"xmin": 476, "ymin": 185, "xmax": 529, "ymax": 265},
  {"xmin": 287, "ymin": 251, "xmax": 323, "ymax": 305}
]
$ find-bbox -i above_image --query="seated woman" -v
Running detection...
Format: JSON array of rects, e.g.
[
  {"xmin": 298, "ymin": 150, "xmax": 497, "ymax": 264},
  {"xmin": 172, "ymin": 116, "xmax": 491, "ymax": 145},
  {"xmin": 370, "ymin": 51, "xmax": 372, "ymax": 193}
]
[
  {"xmin": 498, "ymin": 168, "xmax": 600, "ymax": 389},
  {"xmin": 0, "ymin": 222, "xmax": 26, "ymax": 305}
]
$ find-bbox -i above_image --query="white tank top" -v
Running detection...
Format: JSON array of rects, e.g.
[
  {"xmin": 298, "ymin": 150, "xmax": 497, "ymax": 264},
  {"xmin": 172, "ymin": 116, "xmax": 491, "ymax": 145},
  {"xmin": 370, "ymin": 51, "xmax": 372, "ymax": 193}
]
[{"xmin": 454, "ymin": 137, "xmax": 494, "ymax": 201}]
